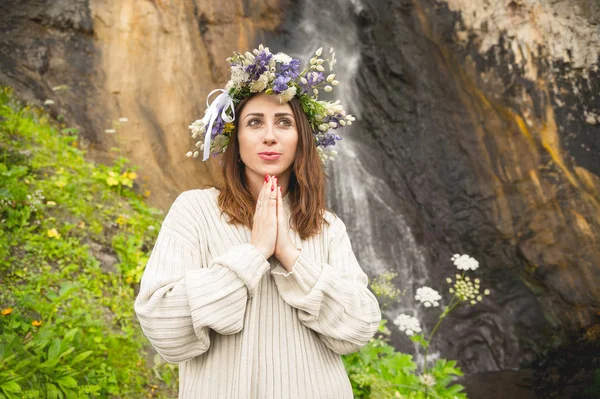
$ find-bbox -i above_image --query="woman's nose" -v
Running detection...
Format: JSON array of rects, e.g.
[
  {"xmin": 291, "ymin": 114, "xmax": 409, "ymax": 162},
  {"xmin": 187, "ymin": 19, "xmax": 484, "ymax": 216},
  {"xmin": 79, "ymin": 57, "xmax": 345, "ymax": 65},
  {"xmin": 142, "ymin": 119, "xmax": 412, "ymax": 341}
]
[{"xmin": 263, "ymin": 123, "xmax": 277, "ymax": 142}]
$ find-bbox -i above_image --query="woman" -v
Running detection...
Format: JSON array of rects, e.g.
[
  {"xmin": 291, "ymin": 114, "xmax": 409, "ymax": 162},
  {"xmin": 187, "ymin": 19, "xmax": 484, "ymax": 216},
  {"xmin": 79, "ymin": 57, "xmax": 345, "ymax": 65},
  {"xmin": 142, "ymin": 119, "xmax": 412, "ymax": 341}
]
[{"xmin": 134, "ymin": 45, "xmax": 382, "ymax": 399}]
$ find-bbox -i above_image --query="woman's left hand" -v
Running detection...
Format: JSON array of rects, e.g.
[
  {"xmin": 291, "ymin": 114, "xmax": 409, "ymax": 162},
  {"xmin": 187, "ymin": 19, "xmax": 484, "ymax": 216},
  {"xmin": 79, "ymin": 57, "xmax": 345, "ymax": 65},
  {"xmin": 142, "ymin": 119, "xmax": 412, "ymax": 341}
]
[{"xmin": 272, "ymin": 177, "xmax": 301, "ymax": 272}]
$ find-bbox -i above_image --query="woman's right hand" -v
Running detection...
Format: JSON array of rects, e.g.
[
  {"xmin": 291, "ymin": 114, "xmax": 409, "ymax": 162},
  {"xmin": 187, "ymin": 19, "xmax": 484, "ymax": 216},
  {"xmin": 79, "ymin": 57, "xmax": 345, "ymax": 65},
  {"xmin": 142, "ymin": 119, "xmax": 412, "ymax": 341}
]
[{"xmin": 250, "ymin": 175, "xmax": 278, "ymax": 259}]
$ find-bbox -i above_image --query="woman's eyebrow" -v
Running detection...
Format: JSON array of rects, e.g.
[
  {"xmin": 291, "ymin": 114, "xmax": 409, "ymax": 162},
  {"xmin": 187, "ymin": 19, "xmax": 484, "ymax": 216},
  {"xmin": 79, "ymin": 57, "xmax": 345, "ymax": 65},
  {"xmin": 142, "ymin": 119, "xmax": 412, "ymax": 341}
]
[{"xmin": 244, "ymin": 112, "xmax": 294, "ymax": 119}]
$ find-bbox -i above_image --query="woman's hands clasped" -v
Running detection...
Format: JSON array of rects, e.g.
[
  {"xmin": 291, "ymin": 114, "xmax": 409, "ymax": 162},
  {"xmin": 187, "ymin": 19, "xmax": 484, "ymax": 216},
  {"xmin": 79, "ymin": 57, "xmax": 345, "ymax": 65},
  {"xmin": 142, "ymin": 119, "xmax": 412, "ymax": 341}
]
[{"xmin": 250, "ymin": 175, "xmax": 299, "ymax": 270}]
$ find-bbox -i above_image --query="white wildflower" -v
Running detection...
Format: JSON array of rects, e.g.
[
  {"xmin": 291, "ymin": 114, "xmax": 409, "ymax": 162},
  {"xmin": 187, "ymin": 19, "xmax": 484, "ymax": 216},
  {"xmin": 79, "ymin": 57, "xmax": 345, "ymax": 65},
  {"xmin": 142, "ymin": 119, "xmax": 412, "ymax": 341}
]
[
  {"xmin": 324, "ymin": 85, "xmax": 333, "ymax": 92},
  {"xmin": 419, "ymin": 374, "xmax": 436, "ymax": 387},
  {"xmin": 44, "ymin": 99, "xmax": 55, "ymax": 105},
  {"xmin": 415, "ymin": 286, "xmax": 441, "ymax": 308},
  {"xmin": 230, "ymin": 65, "xmax": 250, "ymax": 89},
  {"xmin": 451, "ymin": 253, "xmax": 479, "ymax": 271},
  {"xmin": 315, "ymin": 47, "xmax": 323, "ymax": 57},
  {"xmin": 273, "ymin": 52, "xmax": 292, "ymax": 64},
  {"xmin": 186, "ymin": 151, "xmax": 193, "ymax": 158},
  {"xmin": 189, "ymin": 120, "xmax": 205, "ymax": 139},
  {"xmin": 393, "ymin": 314, "xmax": 422, "ymax": 336},
  {"xmin": 249, "ymin": 73, "xmax": 269, "ymax": 93},
  {"xmin": 316, "ymin": 65, "xmax": 325, "ymax": 72},
  {"xmin": 300, "ymin": 77, "xmax": 308, "ymax": 85},
  {"xmin": 331, "ymin": 80, "xmax": 340, "ymax": 86},
  {"xmin": 326, "ymin": 74, "xmax": 336, "ymax": 82},
  {"xmin": 277, "ymin": 86, "xmax": 297, "ymax": 104}
]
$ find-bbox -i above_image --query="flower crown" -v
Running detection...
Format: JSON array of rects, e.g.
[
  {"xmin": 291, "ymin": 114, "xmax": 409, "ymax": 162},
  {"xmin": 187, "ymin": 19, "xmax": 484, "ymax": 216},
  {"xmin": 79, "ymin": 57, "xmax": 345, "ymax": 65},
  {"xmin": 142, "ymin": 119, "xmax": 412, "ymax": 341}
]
[{"xmin": 185, "ymin": 44, "xmax": 355, "ymax": 164}]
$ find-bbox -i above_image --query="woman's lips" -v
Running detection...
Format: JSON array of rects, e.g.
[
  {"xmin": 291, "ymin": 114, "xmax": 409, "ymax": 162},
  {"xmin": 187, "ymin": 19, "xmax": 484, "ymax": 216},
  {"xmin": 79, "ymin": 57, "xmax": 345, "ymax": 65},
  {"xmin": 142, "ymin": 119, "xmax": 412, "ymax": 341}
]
[{"xmin": 258, "ymin": 154, "xmax": 281, "ymax": 160}]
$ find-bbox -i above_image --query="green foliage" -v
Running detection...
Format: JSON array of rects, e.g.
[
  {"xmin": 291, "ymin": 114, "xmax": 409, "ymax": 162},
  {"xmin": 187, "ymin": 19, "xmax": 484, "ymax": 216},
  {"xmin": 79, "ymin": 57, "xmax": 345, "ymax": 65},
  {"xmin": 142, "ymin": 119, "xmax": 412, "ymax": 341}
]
[
  {"xmin": 342, "ymin": 321, "xmax": 467, "ymax": 399},
  {"xmin": 0, "ymin": 86, "xmax": 174, "ymax": 398}
]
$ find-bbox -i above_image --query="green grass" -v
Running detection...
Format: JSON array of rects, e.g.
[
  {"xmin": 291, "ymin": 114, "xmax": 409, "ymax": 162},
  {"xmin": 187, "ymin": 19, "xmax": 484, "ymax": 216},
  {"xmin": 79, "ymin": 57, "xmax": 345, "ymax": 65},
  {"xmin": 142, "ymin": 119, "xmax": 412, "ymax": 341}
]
[{"xmin": 0, "ymin": 86, "xmax": 176, "ymax": 399}]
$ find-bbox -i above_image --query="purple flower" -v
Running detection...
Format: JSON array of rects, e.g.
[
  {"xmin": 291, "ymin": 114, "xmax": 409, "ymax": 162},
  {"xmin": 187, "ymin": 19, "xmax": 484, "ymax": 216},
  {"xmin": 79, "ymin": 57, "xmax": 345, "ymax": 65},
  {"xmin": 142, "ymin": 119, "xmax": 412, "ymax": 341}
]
[
  {"xmin": 245, "ymin": 50, "xmax": 273, "ymax": 80},
  {"xmin": 317, "ymin": 131, "xmax": 342, "ymax": 148},
  {"xmin": 272, "ymin": 75, "xmax": 291, "ymax": 93},
  {"xmin": 299, "ymin": 71, "xmax": 325, "ymax": 93},
  {"xmin": 277, "ymin": 59, "xmax": 300, "ymax": 80},
  {"xmin": 210, "ymin": 111, "xmax": 225, "ymax": 139}
]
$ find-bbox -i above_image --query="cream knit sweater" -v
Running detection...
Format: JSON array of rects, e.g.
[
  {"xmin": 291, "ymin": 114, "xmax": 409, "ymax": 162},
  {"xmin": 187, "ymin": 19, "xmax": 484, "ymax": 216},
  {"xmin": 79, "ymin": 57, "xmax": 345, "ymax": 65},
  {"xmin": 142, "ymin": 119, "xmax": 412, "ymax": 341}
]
[{"xmin": 134, "ymin": 187, "xmax": 382, "ymax": 399}]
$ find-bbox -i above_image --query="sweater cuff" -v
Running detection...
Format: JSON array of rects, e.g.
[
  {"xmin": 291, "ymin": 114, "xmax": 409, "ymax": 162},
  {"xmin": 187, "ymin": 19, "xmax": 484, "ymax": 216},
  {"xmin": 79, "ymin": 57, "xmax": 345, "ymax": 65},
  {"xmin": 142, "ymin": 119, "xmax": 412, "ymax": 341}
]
[
  {"xmin": 270, "ymin": 249, "xmax": 323, "ymax": 298},
  {"xmin": 208, "ymin": 243, "xmax": 270, "ymax": 298}
]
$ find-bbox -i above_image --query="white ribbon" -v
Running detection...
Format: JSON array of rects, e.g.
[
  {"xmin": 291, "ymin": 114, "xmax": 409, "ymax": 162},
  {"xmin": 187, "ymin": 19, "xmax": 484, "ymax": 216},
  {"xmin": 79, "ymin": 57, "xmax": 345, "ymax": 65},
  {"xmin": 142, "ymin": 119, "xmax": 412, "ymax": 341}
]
[{"xmin": 202, "ymin": 89, "xmax": 236, "ymax": 161}]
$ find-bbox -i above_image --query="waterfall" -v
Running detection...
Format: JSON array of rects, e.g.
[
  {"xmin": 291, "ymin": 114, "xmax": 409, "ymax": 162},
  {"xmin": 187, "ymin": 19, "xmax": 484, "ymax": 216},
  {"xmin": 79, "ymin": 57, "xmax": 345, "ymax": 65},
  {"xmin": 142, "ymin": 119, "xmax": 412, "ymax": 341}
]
[{"xmin": 265, "ymin": 0, "xmax": 438, "ymax": 362}]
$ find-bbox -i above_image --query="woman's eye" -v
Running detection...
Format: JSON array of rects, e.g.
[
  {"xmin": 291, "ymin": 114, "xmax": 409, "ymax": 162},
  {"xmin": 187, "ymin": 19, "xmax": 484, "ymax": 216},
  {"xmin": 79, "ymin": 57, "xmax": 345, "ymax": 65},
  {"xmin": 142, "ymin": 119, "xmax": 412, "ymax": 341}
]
[{"xmin": 246, "ymin": 118, "xmax": 292, "ymax": 127}]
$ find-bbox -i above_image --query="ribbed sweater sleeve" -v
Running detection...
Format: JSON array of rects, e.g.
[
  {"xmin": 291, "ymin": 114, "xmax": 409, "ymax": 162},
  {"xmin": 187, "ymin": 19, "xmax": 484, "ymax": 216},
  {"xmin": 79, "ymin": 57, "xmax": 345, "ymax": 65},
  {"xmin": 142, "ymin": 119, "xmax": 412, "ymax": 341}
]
[
  {"xmin": 270, "ymin": 217, "xmax": 382, "ymax": 355},
  {"xmin": 134, "ymin": 191, "xmax": 270, "ymax": 363}
]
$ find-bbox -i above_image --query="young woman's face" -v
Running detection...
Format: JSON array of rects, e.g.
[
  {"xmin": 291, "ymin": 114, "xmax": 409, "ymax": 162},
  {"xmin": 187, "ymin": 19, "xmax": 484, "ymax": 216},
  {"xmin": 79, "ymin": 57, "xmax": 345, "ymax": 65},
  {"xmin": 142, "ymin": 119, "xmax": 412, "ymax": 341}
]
[{"xmin": 238, "ymin": 93, "xmax": 299, "ymax": 180}]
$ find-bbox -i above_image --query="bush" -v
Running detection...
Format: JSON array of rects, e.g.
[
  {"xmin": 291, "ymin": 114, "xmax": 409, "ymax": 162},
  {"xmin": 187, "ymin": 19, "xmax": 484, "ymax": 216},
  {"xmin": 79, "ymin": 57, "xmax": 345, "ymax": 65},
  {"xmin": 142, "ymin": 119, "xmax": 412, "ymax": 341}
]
[{"xmin": 0, "ymin": 86, "xmax": 175, "ymax": 398}]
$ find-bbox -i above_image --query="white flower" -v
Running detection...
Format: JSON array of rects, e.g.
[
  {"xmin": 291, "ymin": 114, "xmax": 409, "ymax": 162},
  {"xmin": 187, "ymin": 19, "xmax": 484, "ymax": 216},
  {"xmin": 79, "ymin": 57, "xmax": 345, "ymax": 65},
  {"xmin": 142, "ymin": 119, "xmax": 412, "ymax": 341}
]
[
  {"xmin": 326, "ymin": 74, "xmax": 336, "ymax": 82},
  {"xmin": 316, "ymin": 65, "xmax": 325, "ymax": 72},
  {"xmin": 451, "ymin": 253, "xmax": 479, "ymax": 271},
  {"xmin": 273, "ymin": 52, "xmax": 292, "ymax": 64},
  {"xmin": 118, "ymin": 117, "xmax": 129, "ymax": 123},
  {"xmin": 315, "ymin": 47, "xmax": 323, "ymax": 57},
  {"xmin": 277, "ymin": 86, "xmax": 297, "ymax": 103},
  {"xmin": 324, "ymin": 85, "xmax": 333, "ymax": 92},
  {"xmin": 186, "ymin": 151, "xmax": 193, "ymax": 158},
  {"xmin": 393, "ymin": 314, "xmax": 422, "ymax": 336},
  {"xmin": 44, "ymin": 99, "xmax": 55, "ymax": 105},
  {"xmin": 104, "ymin": 129, "xmax": 116, "ymax": 134},
  {"xmin": 419, "ymin": 374, "xmax": 435, "ymax": 387},
  {"xmin": 331, "ymin": 80, "xmax": 340, "ymax": 86},
  {"xmin": 249, "ymin": 73, "xmax": 269, "ymax": 93},
  {"xmin": 415, "ymin": 286, "xmax": 441, "ymax": 308},
  {"xmin": 230, "ymin": 65, "xmax": 250, "ymax": 89},
  {"xmin": 300, "ymin": 77, "xmax": 308, "ymax": 85},
  {"xmin": 189, "ymin": 120, "xmax": 205, "ymax": 139}
]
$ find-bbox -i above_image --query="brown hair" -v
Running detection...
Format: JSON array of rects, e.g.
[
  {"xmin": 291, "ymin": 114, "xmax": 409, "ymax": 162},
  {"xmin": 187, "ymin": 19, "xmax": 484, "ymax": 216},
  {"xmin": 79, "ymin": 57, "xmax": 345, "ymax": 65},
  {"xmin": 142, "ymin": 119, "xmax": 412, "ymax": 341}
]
[{"xmin": 216, "ymin": 94, "xmax": 330, "ymax": 239}]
